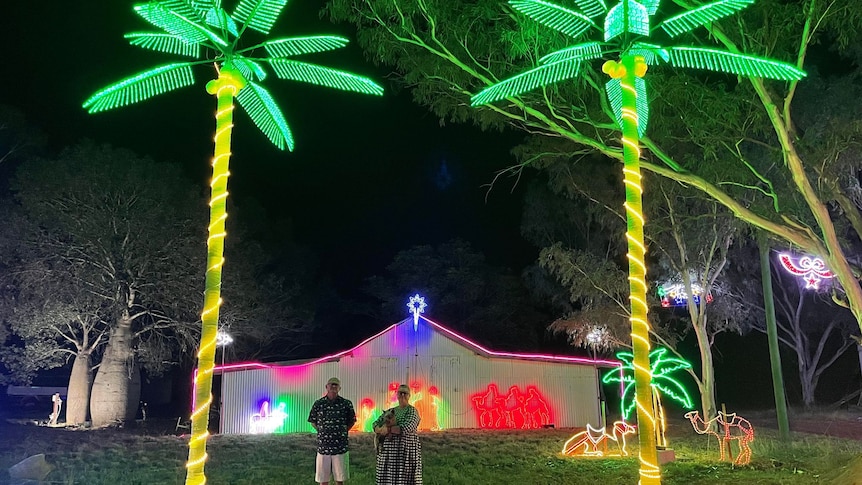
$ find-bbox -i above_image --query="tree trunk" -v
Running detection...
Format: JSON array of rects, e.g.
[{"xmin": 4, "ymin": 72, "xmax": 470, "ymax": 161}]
[
  {"xmin": 65, "ymin": 350, "xmax": 93, "ymax": 425},
  {"xmin": 799, "ymin": 358, "xmax": 815, "ymax": 409},
  {"xmin": 857, "ymin": 344, "xmax": 862, "ymax": 406},
  {"xmin": 759, "ymin": 233, "xmax": 790, "ymax": 439},
  {"xmin": 186, "ymin": 65, "xmax": 245, "ymax": 485},
  {"xmin": 90, "ymin": 319, "xmax": 140, "ymax": 426},
  {"xmin": 693, "ymin": 324, "xmax": 717, "ymax": 425},
  {"xmin": 617, "ymin": 54, "xmax": 659, "ymax": 484}
]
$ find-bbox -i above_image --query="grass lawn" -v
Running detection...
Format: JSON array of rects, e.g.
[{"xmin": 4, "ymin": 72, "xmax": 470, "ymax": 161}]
[{"xmin": 1, "ymin": 416, "xmax": 861, "ymax": 484}]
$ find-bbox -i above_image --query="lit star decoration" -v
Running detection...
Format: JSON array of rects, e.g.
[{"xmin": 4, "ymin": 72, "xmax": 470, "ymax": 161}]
[
  {"xmin": 470, "ymin": 1, "xmax": 803, "ymax": 480},
  {"xmin": 83, "ymin": 2, "xmax": 383, "ymax": 483},
  {"xmin": 407, "ymin": 294, "xmax": 427, "ymax": 331},
  {"xmin": 778, "ymin": 253, "xmax": 834, "ymax": 290},
  {"xmin": 658, "ymin": 283, "xmax": 714, "ymax": 307}
]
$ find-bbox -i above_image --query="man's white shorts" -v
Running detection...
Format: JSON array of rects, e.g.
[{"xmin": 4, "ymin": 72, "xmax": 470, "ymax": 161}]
[{"xmin": 316, "ymin": 452, "xmax": 349, "ymax": 483}]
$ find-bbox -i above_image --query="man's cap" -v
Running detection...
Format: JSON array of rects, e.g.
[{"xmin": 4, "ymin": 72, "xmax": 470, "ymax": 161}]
[
  {"xmin": 327, "ymin": 377, "xmax": 341, "ymax": 386},
  {"xmin": 397, "ymin": 384, "xmax": 410, "ymax": 393}
]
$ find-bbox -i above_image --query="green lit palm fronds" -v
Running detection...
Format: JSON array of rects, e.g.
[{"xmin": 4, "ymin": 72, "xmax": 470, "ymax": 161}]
[
  {"xmin": 236, "ymin": 82, "xmax": 294, "ymax": 150},
  {"xmin": 510, "ymin": 0, "xmax": 598, "ymax": 39},
  {"xmin": 628, "ymin": 42, "xmax": 669, "ymax": 65},
  {"xmin": 191, "ymin": 0, "xmax": 221, "ymax": 11},
  {"xmin": 640, "ymin": 0, "xmax": 661, "ymax": 15},
  {"xmin": 539, "ymin": 41, "xmax": 604, "ymax": 64},
  {"xmin": 233, "ymin": 58, "xmax": 268, "ymax": 82},
  {"xmin": 572, "ymin": 0, "xmax": 608, "ymax": 18},
  {"xmin": 649, "ymin": 348, "xmax": 694, "ymax": 409},
  {"xmin": 126, "ymin": 32, "xmax": 201, "ymax": 58},
  {"xmin": 134, "ymin": 2, "xmax": 228, "ymax": 46},
  {"xmin": 83, "ymin": 63, "xmax": 196, "ymax": 113},
  {"xmin": 157, "ymin": 0, "xmax": 203, "ymax": 19},
  {"xmin": 255, "ymin": 36, "xmax": 351, "ymax": 57},
  {"xmin": 205, "ymin": 8, "xmax": 240, "ymax": 36},
  {"xmin": 603, "ymin": 347, "xmax": 694, "ymax": 420},
  {"xmin": 658, "ymin": 0, "xmax": 754, "ymax": 37},
  {"xmin": 472, "ymin": 58, "xmax": 584, "ymax": 105},
  {"xmin": 605, "ymin": 77, "xmax": 649, "ymax": 137},
  {"xmin": 233, "ymin": 0, "xmax": 288, "ymax": 34},
  {"xmin": 266, "ymin": 60, "xmax": 385, "ymax": 95},
  {"xmin": 605, "ymin": 0, "xmax": 649, "ymax": 40},
  {"xmin": 667, "ymin": 46, "xmax": 805, "ymax": 80},
  {"xmin": 85, "ymin": 1, "xmax": 384, "ymax": 151},
  {"xmin": 472, "ymin": 0, "xmax": 805, "ymax": 116}
]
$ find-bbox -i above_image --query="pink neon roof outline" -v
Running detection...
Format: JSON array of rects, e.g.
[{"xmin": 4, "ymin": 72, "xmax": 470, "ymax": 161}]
[{"xmin": 213, "ymin": 316, "xmax": 621, "ymax": 374}]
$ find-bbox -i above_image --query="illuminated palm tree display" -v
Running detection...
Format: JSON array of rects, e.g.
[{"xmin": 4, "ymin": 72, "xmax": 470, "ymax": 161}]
[
  {"xmin": 83, "ymin": 1, "xmax": 383, "ymax": 483},
  {"xmin": 471, "ymin": 0, "xmax": 804, "ymax": 481},
  {"xmin": 602, "ymin": 348, "xmax": 694, "ymax": 449}
]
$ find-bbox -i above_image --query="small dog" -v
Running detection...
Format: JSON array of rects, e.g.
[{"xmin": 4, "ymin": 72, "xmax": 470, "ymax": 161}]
[{"xmin": 374, "ymin": 409, "xmax": 397, "ymax": 454}]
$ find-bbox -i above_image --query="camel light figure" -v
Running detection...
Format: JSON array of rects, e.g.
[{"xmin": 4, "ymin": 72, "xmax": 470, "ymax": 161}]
[
  {"xmin": 685, "ymin": 410, "xmax": 755, "ymax": 465},
  {"xmin": 562, "ymin": 421, "xmax": 637, "ymax": 457}
]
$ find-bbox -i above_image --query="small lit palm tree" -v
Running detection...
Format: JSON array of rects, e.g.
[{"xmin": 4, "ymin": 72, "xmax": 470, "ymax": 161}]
[
  {"xmin": 83, "ymin": 1, "xmax": 383, "ymax": 483},
  {"xmin": 602, "ymin": 347, "xmax": 694, "ymax": 448},
  {"xmin": 471, "ymin": 1, "xmax": 803, "ymax": 481}
]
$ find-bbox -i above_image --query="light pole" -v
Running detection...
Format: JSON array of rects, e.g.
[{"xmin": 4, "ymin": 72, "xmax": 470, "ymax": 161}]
[
  {"xmin": 586, "ymin": 327, "xmax": 607, "ymax": 428},
  {"xmin": 215, "ymin": 329, "xmax": 233, "ymax": 434}
]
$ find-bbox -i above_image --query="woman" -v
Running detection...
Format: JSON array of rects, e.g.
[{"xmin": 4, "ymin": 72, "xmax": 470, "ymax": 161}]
[{"xmin": 373, "ymin": 384, "xmax": 423, "ymax": 484}]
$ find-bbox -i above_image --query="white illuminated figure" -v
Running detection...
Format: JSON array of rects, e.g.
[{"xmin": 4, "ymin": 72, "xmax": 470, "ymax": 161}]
[
  {"xmin": 407, "ymin": 294, "xmax": 427, "ymax": 331},
  {"xmin": 249, "ymin": 401, "xmax": 288, "ymax": 434},
  {"xmin": 778, "ymin": 253, "xmax": 834, "ymax": 290}
]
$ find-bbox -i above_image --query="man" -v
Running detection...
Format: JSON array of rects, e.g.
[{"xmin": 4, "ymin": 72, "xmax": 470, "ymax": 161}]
[{"xmin": 308, "ymin": 377, "xmax": 357, "ymax": 485}]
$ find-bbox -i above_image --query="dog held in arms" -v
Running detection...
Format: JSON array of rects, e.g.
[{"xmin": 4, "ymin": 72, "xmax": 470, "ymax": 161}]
[{"xmin": 375, "ymin": 408, "xmax": 397, "ymax": 454}]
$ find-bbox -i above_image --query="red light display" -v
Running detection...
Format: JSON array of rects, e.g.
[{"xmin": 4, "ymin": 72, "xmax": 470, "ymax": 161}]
[{"xmin": 470, "ymin": 384, "xmax": 553, "ymax": 429}]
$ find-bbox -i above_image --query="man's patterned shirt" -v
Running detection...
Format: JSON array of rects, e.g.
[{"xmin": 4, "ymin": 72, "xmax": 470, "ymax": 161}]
[{"xmin": 307, "ymin": 395, "xmax": 356, "ymax": 455}]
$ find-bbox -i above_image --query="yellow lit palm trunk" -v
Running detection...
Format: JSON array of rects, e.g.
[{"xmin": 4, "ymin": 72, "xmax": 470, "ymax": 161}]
[
  {"xmin": 185, "ymin": 65, "xmax": 246, "ymax": 485},
  {"xmin": 617, "ymin": 54, "xmax": 659, "ymax": 484}
]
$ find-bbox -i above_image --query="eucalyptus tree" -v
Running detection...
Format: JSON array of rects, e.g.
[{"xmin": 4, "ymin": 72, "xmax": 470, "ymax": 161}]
[
  {"xmin": 530, "ymin": 164, "xmax": 751, "ymax": 425},
  {"xmin": 469, "ymin": 1, "xmax": 802, "ymax": 479},
  {"xmin": 83, "ymin": 1, "xmax": 382, "ymax": 481}
]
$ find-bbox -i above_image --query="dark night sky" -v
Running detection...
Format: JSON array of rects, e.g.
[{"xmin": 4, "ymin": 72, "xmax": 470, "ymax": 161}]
[{"xmin": 1, "ymin": 2, "xmax": 535, "ymax": 299}]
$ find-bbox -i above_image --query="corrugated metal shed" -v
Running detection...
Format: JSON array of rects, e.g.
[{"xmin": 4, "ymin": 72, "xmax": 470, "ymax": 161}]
[{"xmin": 218, "ymin": 315, "xmax": 619, "ymax": 434}]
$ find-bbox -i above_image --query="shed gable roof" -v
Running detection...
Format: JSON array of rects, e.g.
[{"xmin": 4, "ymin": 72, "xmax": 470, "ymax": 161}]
[{"xmin": 215, "ymin": 315, "xmax": 620, "ymax": 374}]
